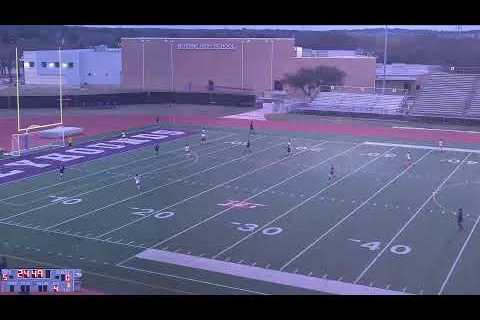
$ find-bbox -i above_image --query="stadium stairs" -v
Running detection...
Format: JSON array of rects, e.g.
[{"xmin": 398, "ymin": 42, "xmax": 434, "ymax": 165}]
[
  {"xmin": 299, "ymin": 92, "xmax": 405, "ymax": 115},
  {"xmin": 412, "ymin": 73, "xmax": 478, "ymax": 118}
]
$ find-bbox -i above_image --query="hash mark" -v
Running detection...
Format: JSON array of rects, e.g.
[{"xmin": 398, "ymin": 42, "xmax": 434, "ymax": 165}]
[{"xmin": 348, "ymin": 239, "xmax": 362, "ymax": 242}]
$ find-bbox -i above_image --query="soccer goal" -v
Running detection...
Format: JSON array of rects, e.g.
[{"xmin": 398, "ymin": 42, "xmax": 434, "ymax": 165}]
[{"xmin": 9, "ymin": 125, "xmax": 65, "ymax": 156}]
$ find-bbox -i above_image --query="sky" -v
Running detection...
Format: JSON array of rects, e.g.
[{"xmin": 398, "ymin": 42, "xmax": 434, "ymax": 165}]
[{"xmin": 77, "ymin": 25, "xmax": 480, "ymax": 32}]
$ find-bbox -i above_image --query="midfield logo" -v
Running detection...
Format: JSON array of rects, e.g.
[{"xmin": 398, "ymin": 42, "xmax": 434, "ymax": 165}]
[{"xmin": 217, "ymin": 200, "xmax": 267, "ymax": 209}]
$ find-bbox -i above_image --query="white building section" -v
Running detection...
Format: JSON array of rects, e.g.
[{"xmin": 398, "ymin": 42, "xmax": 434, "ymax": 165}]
[{"xmin": 23, "ymin": 45, "xmax": 121, "ymax": 87}]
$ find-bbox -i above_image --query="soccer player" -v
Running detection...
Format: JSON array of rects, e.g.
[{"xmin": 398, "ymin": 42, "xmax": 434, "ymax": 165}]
[
  {"xmin": 201, "ymin": 128, "xmax": 207, "ymax": 145},
  {"xmin": 68, "ymin": 136, "xmax": 73, "ymax": 147},
  {"xmin": 438, "ymin": 139, "xmax": 444, "ymax": 152},
  {"xmin": 185, "ymin": 143, "xmax": 191, "ymax": 157},
  {"xmin": 134, "ymin": 174, "xmax": 141, "ymax": 191},
  {"xmin": 154, "ymin": 143, "xmax": 159, "ymax": 156},
  {"xmin": 121, "ymin": 131, "xmax": 127, "ymax": 138},
  {"xmin": 328, "ymin": 165, "xmax": 336, "ymax": 181},
  {"xmin": 59, "ymin": 165, "xmax": 65, "ymax": 179},
  {"xmin": 457, "ymin": 208, "xmax": 464, "ymax": 230},
  {"xmin": 287, "ymin": 139, "xmax": 292, "ymax": 156},
  {"xmin": 249, "ymin": 120, "xmax": 255, "ymax": 135},
  {"xmin": 406, "ymin": 152, "xmax": 412, "ymax": 167},
  {"xmin": 156, "ymin": 116, "xmax": 160, "ymax": 125},
  {"xmin": 245, "ymin": 139, "xmax": 252, "ymax": 153}
]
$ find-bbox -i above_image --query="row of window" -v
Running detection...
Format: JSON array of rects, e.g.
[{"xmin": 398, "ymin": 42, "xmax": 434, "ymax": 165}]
[{"xmin": 24, "ymin": 61, "xmax": 74, "ymax": 69}]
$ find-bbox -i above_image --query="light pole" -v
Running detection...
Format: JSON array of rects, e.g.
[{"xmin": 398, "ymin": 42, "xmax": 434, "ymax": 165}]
[
  {"xmin": 382, "ymin": 25, "xmax": 388, "ymax": 95},
  {"xmin": 141, "ymin": 39, "xmax": 145, "ymax": 92}
]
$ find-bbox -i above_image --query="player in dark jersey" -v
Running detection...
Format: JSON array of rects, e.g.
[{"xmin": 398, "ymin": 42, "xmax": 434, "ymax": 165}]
[
  {"xmin": 59, "ymin": 165, "xmax": 65, "ymax": 179},
  {"xmin": 457, "ymin": 208, "xmax": 464, "ymax": 230},
  {"xmin": 249, "ymin": 120, "xmax": 255, "ymax": 135},
  {"xmin": 245, "ymin": 139, "xmax": 252, "ymax": 153},
  {"xmin": 287, "ymin": 139, "xmax": 292, "ymax": 156},
  {"xmin": 328, "ymin": 165, "xmax": 336, "ymax": 181},
  {"xmin": 154, "ymin": 144, "xmax": 159, "ymax": 156},
  {"xmin": 156, "ymin": 116, "xmax": 160, "ymax": 125}
]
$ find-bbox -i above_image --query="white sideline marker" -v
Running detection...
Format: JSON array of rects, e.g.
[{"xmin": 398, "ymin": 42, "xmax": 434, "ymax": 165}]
[
  {"xmin": 364, "ymin": 141, "xmax": 480, "ymax": 154},
  {"xmin": 134, "ymin": 249, "xmax": 408, "ymax": 295}
]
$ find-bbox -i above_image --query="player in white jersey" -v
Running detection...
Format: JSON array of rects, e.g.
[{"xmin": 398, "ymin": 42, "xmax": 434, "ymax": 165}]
[
  {"xmin": 201, "ymin": 128, "xmax": 207, "ymax": 145},
  {"xmin": 121, "ymin": 131, "xmax": 127, "ymax": 138},
  {"xmin": 185, "ymin": 143, "xmax": 191, "ymax": 157},
  {"xmin": 134, "ymin": 174, "xmax": 141, "ymax": 191},
  {"xmin": 406, "ymin": 152, "xmax": 412, "ymax": 167},
  {"xmin": 287, "ymin": 139, "xmax": 292, "ymax": 156},
  {"xmin": 438, "ymin": 139, "xmax": 444, "ymax": 152}
]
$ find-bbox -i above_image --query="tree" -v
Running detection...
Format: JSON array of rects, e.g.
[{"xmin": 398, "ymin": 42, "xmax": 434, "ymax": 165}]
[{"xmin": 282, "ymin": 66, "xmax": 346, "ymax": 99}]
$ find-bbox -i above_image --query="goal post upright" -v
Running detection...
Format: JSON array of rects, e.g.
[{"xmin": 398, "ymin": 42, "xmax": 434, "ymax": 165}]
[
  {"xmin": 59, "ymin": 45, "xmax": 63, "ymax": 125},
  {"xmin": 16, "ymin": 47, "xmax": 21, "ymax": 132}
]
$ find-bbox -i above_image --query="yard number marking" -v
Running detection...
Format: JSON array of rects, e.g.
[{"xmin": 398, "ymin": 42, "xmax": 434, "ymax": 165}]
[
  {"xmin": 441, "ymin": 159, "xmax": 478, "ymax": 165},
  {"xmin": 129, "ymin": 208, "xmax": 175, "ymax": 220},
  {"xmin": 349, "ymin": 239, "xmax": 411, "ymax": 256},
  {"xmin": 231, "ymin": 222, "xmax": 283, "ymax": 236},
  {"xmin": 361, "ymin": 152, "xmax": 397, "ymax": 158},
  {"xmin": 225, "ymin": 141, "xmax": 247, "ymax": 146},
  {"xmin": 295, "ymin": 147, "xmax": 324, "ymax": 152},
  {"xmin": 49, "ymin": 196, "xmax": 82, "ymax": 205}
]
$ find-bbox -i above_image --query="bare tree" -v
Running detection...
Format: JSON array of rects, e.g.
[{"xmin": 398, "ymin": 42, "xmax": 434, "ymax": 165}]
[{"xmin": 282, "ymin": 66, "xmax": 346, "ymax": 99}]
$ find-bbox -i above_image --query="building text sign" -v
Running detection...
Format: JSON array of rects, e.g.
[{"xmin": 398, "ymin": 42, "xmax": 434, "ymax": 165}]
[{"xmin": 176, "ymin": 43, "xmax": 237, "ymax": 50}]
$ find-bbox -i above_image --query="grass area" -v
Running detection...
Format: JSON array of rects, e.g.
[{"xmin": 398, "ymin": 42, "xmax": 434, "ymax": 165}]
[{"xmin": 1, "ymin": 125, "xmax": 480, "ymax": 294}]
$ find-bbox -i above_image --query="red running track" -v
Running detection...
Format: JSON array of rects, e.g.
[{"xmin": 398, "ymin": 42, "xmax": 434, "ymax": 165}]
[{"xmin": 2, "ymin": 113, "xmax": 480, "ymax": 151}]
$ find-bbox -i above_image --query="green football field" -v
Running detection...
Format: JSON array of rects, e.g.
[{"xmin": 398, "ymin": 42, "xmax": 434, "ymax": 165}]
[{"xmin": 1, "ymin": 125, "xmax": 480, "ymax": 295}]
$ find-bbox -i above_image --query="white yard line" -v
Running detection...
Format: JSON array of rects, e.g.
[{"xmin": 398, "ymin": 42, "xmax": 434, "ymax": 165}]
[
  {"xmin": 0, "ymin": 133, "xmax": 236, "ymax": 202},
  {"xmin": 354, "ymin": 153, "xmax": 472, "ymax": 284},
  {"xmin": 44, "ymin": 139, "xmax": 288, "ymax": 230},
  {"xmin": 392, "ymin": 126, "xmax": 480, "ymax": 135},
  {"xmin": 98, "ymin": 142, "xmax": 326, "ymax": 238},
  {"xmin": 117, "ymin": 264, "xmax": 268, "ymax": 295},
  {"xmin": 364, "ymin": 141, "xmax": 480, "ymax": 154},
  {"xmin": 280, "ymin": 149, "xmax": 435, "ymax": 272},
  {"xmin": 0, "ymin": 220, "xmax": 148, "ymax": 249},
  {"xmin": 0, "ymin": 135, "xmax": 266, "ymax": 223},
  {"xmin": 438, "ymin": 213, "xmax": 480, "ymax": 294},
  {"xmin": 213, "ymin": 147, "xmax": 397, "ymax": 259},
  {"xmin": 148, "ymin": 142, "xmax": 362, "ymax": 249}
]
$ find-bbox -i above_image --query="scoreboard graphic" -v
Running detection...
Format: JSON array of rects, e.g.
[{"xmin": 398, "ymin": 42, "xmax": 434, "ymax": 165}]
[{"xmin": 0, "ymin": 269, "xmax": 82, "ymax": 294}]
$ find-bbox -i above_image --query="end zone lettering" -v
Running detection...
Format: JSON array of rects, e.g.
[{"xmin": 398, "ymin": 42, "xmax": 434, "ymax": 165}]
[{"xmin": 0, "ymin": 129, "xmax": 191, "ymax": 185}]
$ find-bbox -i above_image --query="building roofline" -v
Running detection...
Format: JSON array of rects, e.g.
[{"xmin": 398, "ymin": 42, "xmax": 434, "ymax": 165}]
[
  {"xmin": 294, "ymin": 56, "xmax": 376, "ymax": 60},
  {"xmin": 121, "ymin": 37, "xmax": 296, "ymax": 40}
]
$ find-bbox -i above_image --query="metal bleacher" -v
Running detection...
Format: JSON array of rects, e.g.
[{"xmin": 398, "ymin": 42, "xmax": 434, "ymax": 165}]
[
  {"xmin": 412, "ymin": 73, "xmax": 478, "ymax": 118},
  {"xmin": 303, "ymin": 91, "xmax": 406, "ymax": 115}
]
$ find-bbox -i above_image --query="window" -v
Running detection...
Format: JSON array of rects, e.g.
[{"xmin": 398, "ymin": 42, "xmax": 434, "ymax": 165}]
[
  {"xmin": 24, "ymin": 61, "xmax": 34, "ymax": 68},
  {"xmin": 41, "ymin": 62, "xmax": 47, "ymax": 68},
  {"xmin": 43, "ymin": 285, "xmax": 47, "ymax": 292},
  {"xmin": 38, "ymin": 285, "xmax": 43, "ymax": 292},
  {"xmin": 48, "ymin": 62, "xmax": 55, "ymax": 68},
  {"xmin": 54, "ymin": 62, "xmax": 60, "ymax": 68},
  {"xmin": 68, "ymin": 62, "xmax": 74, "ymax": 68}
]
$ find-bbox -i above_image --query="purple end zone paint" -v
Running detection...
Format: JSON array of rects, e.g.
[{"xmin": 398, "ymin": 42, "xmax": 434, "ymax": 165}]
[{"xmin": 0, "ymin": 129, "xmax": 194, "ymax": 185}]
